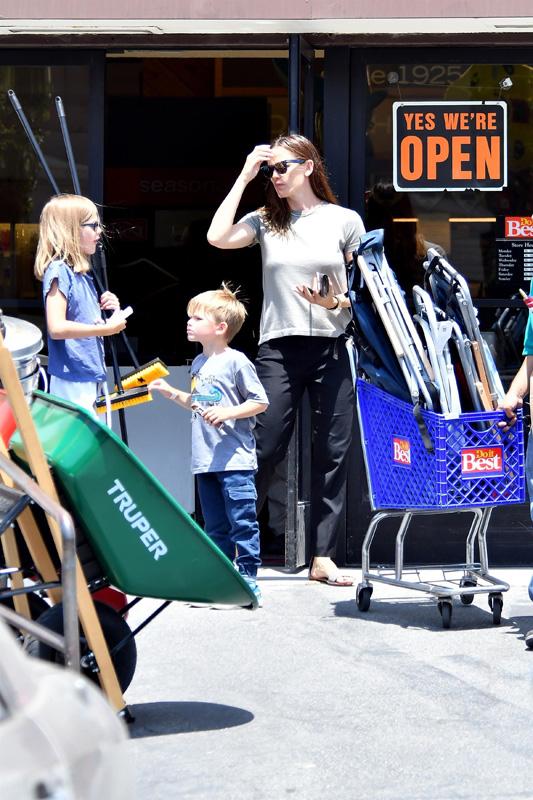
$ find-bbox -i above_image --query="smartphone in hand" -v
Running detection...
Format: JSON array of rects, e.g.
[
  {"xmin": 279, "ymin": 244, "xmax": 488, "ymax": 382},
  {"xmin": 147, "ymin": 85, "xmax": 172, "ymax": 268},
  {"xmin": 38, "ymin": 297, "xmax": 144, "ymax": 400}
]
[
  {"xmin": 317, "ymin": 273, "xmax": 330, "ymax": 297},
  {"xmin": 307, "ymin": 273, "xmax": 330, "ymax": 296}
]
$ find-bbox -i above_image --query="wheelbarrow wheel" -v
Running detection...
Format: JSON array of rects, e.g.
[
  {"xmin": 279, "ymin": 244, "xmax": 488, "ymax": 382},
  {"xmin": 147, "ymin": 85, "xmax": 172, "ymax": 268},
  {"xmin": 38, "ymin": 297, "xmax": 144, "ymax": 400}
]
[
  {"xmin": 0, "ymin": 592, "xmax": 50, "ymax": 637},
  {"xmin": 26, "ymin": 600, "xmax": 137, "ymax": 692},
  {"xmin": 0, "ymin": 590, "xmax": 49, "ymax": 618}
]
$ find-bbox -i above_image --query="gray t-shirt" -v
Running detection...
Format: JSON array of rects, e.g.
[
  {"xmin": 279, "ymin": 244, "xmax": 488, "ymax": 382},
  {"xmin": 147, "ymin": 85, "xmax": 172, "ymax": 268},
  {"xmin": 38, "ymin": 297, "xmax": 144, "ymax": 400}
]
[
  {"xmin": 240, "ymin": 202, "xmax": 365, "ymax": 345},
  {"xmin": 190, "ymin": 348, "xmax": 268, "ymax": 474}
]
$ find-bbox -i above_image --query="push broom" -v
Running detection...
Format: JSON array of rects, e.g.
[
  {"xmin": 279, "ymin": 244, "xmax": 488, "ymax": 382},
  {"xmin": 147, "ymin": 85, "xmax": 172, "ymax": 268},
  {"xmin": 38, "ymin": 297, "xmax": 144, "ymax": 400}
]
[{"xmin": 8, "ymin": 90, "xmax": 168, "ymax": 439}]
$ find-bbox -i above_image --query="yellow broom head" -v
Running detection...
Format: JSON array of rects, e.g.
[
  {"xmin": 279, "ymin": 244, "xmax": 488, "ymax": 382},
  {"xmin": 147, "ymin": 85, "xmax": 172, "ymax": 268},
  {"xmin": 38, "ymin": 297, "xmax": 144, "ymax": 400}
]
[
  {"xmin": 117, "ymin": 358, "xmax": 169, "ymax": 391},
  {"xmin": 96, "ymin": 385, "xmax": 152, "ymax": 413}
]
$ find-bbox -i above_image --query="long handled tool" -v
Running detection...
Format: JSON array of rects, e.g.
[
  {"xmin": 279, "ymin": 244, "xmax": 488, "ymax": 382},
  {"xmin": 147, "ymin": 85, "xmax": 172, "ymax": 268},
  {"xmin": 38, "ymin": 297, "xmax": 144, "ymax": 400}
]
[
  {"xmin": 8, "ymin": 90, "xmax": 60, "ymax": 195},
  {"xmin": 8, "ymin": 90, "xmax": 167, "ymax": 440},
  {"xmin": 10, "ymin": 88, "xmax": 126, "ymax": 440},
  {"xmin": 54, "ymin": 96, "xmax": 81, "ymax": 195},
  {"xmin": 53, "ymin": 95, "xmax": 168, "ymax": 419},
  {"xmin": 53, "ymin": 95, "xmax": 133, "ymax": 442}
]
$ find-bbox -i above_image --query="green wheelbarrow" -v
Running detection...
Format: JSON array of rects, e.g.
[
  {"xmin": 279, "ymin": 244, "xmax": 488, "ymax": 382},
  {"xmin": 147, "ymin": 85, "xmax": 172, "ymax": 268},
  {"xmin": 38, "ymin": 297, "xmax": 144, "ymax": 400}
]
[{"xmin": 10, "ymin": 390, "xmax": 257, "ymax": 693}]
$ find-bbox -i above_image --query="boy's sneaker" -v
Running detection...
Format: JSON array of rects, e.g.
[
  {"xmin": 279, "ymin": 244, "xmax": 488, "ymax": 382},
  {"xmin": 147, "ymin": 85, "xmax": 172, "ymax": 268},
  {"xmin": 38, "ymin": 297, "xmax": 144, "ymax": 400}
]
[
  {"xmin": 242, "ymin": 576, "xmax": 263, "ymax": 607},
  {"xmin": 251, "ymin": 583, "xmax": 263, "ymax": 608}
]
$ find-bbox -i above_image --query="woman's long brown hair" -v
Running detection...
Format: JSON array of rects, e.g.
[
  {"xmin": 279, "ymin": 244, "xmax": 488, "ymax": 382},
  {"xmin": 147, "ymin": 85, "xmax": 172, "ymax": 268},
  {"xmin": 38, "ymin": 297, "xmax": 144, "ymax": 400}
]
[{"xmin": 262, "ymin": 134, "xmax": 338, "ymax": 234}]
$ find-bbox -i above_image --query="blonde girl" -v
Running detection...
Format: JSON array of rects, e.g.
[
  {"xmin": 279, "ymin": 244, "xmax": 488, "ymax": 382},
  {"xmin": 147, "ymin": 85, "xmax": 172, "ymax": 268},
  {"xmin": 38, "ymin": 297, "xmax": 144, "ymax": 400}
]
[{"xmin": 35, "ymin": 194, "xmax": 126, "ymax": 414}]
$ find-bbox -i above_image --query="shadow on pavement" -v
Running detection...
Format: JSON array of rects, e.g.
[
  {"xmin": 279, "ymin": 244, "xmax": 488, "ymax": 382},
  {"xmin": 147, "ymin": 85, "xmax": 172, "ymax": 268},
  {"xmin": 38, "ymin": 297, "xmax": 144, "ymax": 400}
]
[
  {"xmin": 332, "ymin": 596, "xmax": 519, "ymax": 631},
  {"xmin": 505, "ymin": 615, "xmax": 533, "ymax": 646},
  {"xmin": 129, "ymin": 701, "xmax": 254, "ymax": 739}
]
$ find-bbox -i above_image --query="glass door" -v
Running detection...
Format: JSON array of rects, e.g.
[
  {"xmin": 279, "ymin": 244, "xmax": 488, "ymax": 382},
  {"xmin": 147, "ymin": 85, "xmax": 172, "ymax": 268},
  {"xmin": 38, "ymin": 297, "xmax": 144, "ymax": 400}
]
[
  {"xmin": 346, "ymin": 49, "xmax": 533, "ymax": 566},
  {"xmin": 0, "ymin": 52, "xmax": 103, "ymax": 332},
  {"xmin": 362, "ymin": 57, "xmax": 533, "ymax": 381}
]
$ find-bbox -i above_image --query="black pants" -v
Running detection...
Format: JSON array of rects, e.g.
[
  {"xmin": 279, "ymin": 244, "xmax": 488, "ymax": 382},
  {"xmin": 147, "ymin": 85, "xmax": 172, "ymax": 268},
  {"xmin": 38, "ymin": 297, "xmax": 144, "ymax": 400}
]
[{"xmin": 254, "ymin": 335, "xmax": 355, "ymax": 558}]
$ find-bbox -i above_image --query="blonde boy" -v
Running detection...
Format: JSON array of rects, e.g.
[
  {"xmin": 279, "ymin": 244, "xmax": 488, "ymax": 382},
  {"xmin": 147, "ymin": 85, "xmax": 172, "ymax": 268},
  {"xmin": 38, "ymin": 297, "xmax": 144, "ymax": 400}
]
[{"xmin": 150, "ymin": 284, "xmax": 268, "ymax": 604}]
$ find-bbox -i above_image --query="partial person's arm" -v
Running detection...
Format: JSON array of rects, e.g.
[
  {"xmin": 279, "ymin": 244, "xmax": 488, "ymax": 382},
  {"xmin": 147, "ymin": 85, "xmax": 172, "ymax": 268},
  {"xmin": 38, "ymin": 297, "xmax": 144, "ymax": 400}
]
[
  {"xmin": 207, "ymin": 144, "xmax": 272, "ymax": 249},
  {"xmin": 148, "ymin": 378, "xmax": 191, "ymax": 409},
  {"xmin": 498, "ymin": 356, "xmax": 533, "ymax": 429},
  {"xmin": 201, "ymin": 399, "xmax": 268, "ymax": 428},
  {"xmin": 46, "ymin": 281, "xmax": 126, "ymax": 340}
]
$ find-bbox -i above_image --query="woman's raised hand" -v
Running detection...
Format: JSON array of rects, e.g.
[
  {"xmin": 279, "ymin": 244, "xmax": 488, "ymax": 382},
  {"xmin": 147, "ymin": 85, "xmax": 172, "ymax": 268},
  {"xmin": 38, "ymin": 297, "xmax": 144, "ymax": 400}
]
[{"xmin": 240, "ymin": 144, "xmax": 273, "ymax": 183}]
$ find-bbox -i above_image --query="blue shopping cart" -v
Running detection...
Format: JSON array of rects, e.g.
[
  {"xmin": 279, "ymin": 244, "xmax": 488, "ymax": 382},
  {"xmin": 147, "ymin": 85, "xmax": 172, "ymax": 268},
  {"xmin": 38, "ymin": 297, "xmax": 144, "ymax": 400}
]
[{"xmin": 355, "ymin": 379, "xmax": 526, "ymax": 628}]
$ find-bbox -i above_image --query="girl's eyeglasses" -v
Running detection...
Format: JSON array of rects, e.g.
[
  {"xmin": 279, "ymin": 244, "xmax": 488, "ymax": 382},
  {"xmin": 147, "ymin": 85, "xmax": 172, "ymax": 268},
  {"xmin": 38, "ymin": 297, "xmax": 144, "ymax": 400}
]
[
  {"xmin": 81, "ymin": 221, "xmax": 101, "ymax": 231},
  {"xmin": 260, "ymin": 159, "xmax": 306, "ymax": 179}
]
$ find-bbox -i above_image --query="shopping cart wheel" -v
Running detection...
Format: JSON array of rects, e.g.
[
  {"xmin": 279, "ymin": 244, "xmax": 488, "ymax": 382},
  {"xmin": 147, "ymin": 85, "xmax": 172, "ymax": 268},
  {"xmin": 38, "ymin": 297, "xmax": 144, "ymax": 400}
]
[
  {"xmin": 26, "ymin": 600, "xmax": 137, "ymax": 691},
  {"xmin": 459, "ymin": 578, "xmax": 477, "ymax": 605},
  {"xmin": 437, "ymin": 600, "xmax": 452, "ymax": 629},
  {"xmin": 356, "ymin": 584, "xmax": 373, "ymax": 612},
  {"xmin": 488, "ymin": 593, "xmax": 503, "ymax": 625}
]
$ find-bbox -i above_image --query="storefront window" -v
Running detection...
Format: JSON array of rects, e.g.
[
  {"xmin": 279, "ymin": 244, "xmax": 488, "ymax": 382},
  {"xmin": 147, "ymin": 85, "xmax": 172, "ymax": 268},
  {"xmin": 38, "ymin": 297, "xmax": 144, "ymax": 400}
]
[
  {"xmin": 364, "ymin": 62, "xmax": 533, "ymax": 380},
  {"xmin": 0, "ymin": 65, "xmax": 90, "ymax": 328},
  {"xmin": 104, "ymin": 55, "xmax": 297, "ymax": 365}
]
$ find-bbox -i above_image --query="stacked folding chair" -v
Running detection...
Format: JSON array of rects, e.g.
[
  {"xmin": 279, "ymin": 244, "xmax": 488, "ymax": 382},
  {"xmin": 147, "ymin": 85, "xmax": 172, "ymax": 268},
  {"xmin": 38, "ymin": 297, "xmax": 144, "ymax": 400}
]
[{"xmin": 348, "ymin": 229, "xmax": 505, "ymax": 419}]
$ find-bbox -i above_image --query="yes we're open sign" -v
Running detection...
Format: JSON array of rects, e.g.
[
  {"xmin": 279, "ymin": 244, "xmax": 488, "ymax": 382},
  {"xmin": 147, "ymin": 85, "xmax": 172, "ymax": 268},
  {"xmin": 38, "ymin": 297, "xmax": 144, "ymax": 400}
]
[{"xmin": 393, "ymin": 101, "xmax": 507, "ymax": 192}]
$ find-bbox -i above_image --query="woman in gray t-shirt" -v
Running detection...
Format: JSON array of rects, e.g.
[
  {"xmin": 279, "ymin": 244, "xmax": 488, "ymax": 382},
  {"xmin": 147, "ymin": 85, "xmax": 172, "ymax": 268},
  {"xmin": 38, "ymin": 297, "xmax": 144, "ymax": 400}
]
[{"xmin": 207, "ymin": 134, "xmax": 365, "ymax": 586}]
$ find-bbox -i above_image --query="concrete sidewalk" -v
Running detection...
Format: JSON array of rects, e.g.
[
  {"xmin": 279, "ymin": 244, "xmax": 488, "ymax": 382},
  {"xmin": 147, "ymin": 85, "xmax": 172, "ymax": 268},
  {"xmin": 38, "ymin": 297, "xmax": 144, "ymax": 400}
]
[{"xmin": 126, "ymin": 566, "xmax": 533, "ymax": 800}]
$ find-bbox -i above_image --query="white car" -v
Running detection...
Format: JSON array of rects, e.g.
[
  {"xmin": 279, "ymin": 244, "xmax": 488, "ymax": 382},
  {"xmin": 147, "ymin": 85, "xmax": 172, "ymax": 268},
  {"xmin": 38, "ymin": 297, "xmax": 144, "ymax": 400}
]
[{"xmin": 0, "ymin": 616, "xmax": 134, "ymax": 799}]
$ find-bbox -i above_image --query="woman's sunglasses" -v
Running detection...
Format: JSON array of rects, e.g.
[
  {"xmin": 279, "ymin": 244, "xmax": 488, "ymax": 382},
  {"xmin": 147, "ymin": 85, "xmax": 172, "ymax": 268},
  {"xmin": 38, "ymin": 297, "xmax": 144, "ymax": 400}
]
[
  {"xmin": 80, "ymin": 221, "xmax": 102, "ymax": 231},
  {"xmin": 260, "ymin": 159, "xmax": 306, "ymax": 179}
]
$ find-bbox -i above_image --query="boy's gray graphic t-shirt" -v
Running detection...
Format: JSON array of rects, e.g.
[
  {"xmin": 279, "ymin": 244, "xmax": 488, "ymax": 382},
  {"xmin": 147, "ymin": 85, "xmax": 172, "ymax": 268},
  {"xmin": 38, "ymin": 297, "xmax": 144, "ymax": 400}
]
[
  {"xmin": 239, "ymin": 202, "xmax": 365, "ymax": 345},
  {"xmin": 190, "ymin": 348, "xmax": 268, "ymax": 474}
]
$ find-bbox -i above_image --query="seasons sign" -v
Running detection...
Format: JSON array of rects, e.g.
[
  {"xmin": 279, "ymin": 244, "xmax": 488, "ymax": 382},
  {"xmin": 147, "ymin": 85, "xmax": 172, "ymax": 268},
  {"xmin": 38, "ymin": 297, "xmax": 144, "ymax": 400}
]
[{"xmin": 393, "ymin": 101, "xmax": 507, "ymax": 191}]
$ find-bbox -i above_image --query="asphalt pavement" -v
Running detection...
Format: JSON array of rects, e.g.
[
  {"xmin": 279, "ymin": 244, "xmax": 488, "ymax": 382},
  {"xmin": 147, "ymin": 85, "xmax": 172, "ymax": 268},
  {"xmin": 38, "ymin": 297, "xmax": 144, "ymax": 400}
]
[{"xmin": 125, "ymin": 565, "xmax": 533, "ymax": 800}]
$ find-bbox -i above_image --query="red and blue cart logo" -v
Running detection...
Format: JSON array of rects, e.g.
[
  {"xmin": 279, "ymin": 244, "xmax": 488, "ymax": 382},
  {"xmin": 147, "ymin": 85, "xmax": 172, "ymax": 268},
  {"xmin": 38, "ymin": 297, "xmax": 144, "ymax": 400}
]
[
  {"xmin": 392, "ymin": 436, "xmax": 411, "ymax": 467},
  {"xmin": 461, "ymin": 446, "xmax": 504, "ymax": 478}
]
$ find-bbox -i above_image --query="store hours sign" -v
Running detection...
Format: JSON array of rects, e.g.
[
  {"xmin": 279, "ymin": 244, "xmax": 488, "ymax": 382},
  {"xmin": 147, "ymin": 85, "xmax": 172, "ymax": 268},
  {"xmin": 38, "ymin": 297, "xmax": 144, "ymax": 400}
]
[{"xmin": 393, "ymin": 101, "xmax": 507, "ymax": 191}]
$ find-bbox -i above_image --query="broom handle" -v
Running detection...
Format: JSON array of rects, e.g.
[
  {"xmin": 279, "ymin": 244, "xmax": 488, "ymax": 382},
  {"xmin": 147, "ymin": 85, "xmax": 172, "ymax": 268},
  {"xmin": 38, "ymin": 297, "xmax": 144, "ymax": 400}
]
[
  {"xmin": 8, "ymin": 90, "xmax": 61, "ymax": 194},
  {"xmin": 54, "ymin": 96, "xmax": 81, "ymax": 195},
  {"xmin": 90, "ymin": 250, "xmax": 140, "ymax": 369},
  {"xmin": 53, "ymin": 94, "xmax": 140, "ymax": 373},
  {"xmin": 8, "ymin": 89, "xmax": 130, "ymax": 443}
]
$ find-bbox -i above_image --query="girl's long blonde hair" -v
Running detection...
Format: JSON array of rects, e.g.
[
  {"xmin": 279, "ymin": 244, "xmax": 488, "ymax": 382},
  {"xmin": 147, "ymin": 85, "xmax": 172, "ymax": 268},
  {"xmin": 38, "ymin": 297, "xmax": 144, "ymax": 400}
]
[{"xmin": 34, "ymin": 194, "xmax": 100, "ymax": 280}]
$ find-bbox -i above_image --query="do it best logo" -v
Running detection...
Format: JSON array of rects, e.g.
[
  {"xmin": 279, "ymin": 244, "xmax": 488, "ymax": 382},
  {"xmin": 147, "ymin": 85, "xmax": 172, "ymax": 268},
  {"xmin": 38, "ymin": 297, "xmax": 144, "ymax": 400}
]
[
  {"xmin": 461, "ymin": 446, "xmax": 504, "ymax": 478},
  {"xmin": 505, "ymin": 216, "xmax": 533, "ymax": 238},
  {"xmin": 392, "ymin": 436, "xmax": 411, "ymax": 467}
]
